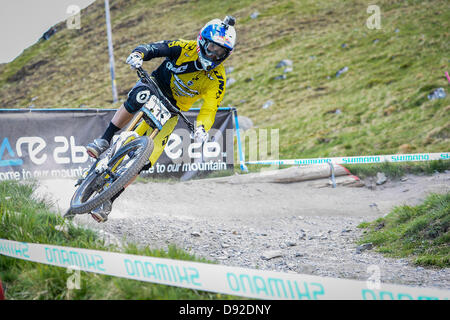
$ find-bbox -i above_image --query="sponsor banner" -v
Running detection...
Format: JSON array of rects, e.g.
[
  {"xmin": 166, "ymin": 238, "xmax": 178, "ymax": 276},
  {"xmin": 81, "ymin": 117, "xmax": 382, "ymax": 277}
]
[
  {"xmin": 246, "ymin": 152, "xmax": 450, "ymax": 166},
  {"xmin": 0, "ymin": 108, "xmax": 234, "ymax": 181},
  {"xmin": 0, "ymin": 238, "xmax": 448, "ymax": 300}
]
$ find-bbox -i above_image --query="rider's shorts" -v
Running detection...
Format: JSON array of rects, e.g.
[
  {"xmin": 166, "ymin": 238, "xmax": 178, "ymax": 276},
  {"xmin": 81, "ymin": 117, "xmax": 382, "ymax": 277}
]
[
  {"xmin": 124, "ymin": 79, "xmax": 177, "ymax": 114},
  {"xmin": 124, "ymin": 80, "xmax": 153, "ymax": 114}
]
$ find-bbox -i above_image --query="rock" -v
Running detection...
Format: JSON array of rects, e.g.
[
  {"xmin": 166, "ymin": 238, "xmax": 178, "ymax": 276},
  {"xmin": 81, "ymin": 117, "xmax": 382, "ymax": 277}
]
[
  {"xmin": 427, "ymin": 88, "xmax": 446, "ymax": 100},
  {"xmin": 276, "ymin": 59, "xmax": 293, "ymax": 68},
  {"xmin": 335, "ymin": 66, "xmax": 348, "ymax": 77},
  {"xmin": 42, "ymin": 27, "xmax": 57, "ymax": 41},
  {"xmin": 341, "ymin": 228, "xmax": 352, "ymax": 233},
  {"xmin": 356, "ymin": 243, "xmax": 373, "ymax": 254},
  {"xmin": 374, "ymin": 222, "xmax": 385, "ymax": 231},
  {"xmin": 250, "ymin": 11, "xmax": 259, "ymax": 19},
  {"xmin": 262, "ymin": 100, "xmax": 274, "ymax": 109},
  {"xmin": 234, "ymin": 115, "xmax": 253, "ymax": 132},
  {"xmin": 273, "ymin": 74, "xmax": 287, "ymax": 80},
  {"xmin": 191, "ymin": 231, "xmax": 201, "ymax": 237},
  {"xmin": 226, "ymin": 78, "xmax": 236, "ymax": 87},
  {"xmin": 285, "ymin": 241, "xmax": 297, "ymax": 247},
  {"xmin": 376, "ymin": 172, "xmax": 387, "ymax": 185},
  {"xmin": 261, "ymin": 250, "xmax": 283, "ymax": 260},
  {"xmin": 225, "ymin": 66, "xmax": 234, "ymax": 74},
  {"xmin": 335, "ymin": 109, "xmax": 342, "ymax": 115},
  {"xmin": 284, "ymin": 67, "xmax": 293, "ymax": 73},
  {"xmin": 55, "ymin": 224, "xmax": 69, "ymax": 233}
]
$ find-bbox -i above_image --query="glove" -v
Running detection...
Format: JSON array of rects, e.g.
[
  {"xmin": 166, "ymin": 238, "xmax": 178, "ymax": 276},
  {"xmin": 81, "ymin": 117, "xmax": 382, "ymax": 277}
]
[
  {"xmin": 126, "ymin": 52, "xmax": 143, "ymax": 69},
  {"xmin": 192, "ymin": 125, "xmax": 208, "ymax": 143}
]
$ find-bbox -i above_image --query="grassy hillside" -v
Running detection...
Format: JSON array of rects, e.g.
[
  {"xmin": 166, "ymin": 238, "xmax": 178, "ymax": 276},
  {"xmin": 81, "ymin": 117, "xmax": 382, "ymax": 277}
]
[{"xmin": 0, "ymin": 0, "xmax": 448, "ymax": 159}]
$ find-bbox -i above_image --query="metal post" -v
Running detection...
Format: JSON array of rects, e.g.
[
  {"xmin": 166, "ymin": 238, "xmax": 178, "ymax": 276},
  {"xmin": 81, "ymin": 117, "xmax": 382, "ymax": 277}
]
[
  {"xmin": 233, "ymin": 108, "xmax": 248, "ymax": 173},
  {"xmin": 104, "ymin": 0, "xmax": 118, "ymax": 103},
  {"xmin": 329, "ymin": 162, "xmax": 336, "ymax": 188}
]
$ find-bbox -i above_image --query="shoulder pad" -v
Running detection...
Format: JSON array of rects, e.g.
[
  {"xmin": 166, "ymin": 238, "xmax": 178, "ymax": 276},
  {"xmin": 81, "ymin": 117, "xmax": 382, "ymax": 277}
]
[{"xmin": 168, "ymin": 39, "xmax": 197, "ymax": 51}]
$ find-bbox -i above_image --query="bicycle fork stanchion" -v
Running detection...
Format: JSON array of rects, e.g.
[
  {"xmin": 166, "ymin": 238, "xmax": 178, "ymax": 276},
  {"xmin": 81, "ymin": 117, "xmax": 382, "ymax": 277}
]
[
  {"xmin": 233, "ymin": 108, "xmax": 248, "ymax": 173},
  {"xmin": 329, "ymin": 162, "xmax": 337, "ymax": 188}
]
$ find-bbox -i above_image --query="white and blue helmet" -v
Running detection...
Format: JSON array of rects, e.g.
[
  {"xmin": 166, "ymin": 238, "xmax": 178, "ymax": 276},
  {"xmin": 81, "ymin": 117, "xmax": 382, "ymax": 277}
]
[{"xmin": 197, "ymin": 16, "xmax": 236, "ymax": 71}]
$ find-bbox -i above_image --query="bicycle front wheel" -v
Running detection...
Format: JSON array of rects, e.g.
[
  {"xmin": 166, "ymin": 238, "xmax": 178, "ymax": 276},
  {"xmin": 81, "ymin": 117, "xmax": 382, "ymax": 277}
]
[{"xmin": 67, "ymin": 136, "xmax": 154, "ymax": 216}]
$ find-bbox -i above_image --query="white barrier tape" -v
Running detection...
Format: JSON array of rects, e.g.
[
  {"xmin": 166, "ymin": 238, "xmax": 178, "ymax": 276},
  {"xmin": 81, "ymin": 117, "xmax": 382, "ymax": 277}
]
[
  {"xmin": 1, "ymin": 239, "xmax": 448, "ymax": 300},
  {"xmin": 245, "ymin": 152, "xmax": 450, "ymax": 166}
]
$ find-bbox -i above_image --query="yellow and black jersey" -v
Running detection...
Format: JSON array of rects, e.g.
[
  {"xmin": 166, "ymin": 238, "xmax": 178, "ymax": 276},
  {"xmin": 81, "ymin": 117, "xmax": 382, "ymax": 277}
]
[{"xmin": 133, "ymin": 39, "xmax": 226, "ymax": 131}]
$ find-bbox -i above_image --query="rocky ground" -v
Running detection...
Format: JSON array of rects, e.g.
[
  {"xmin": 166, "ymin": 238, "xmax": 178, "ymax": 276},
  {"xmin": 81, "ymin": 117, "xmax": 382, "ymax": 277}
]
[{"xmin": 36, "ymin": 170, "xmax": 450, "ymax": 290}]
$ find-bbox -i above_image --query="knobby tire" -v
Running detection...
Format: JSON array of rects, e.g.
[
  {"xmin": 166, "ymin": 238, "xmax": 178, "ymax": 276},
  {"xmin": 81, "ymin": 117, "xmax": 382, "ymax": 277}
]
[{"xmin": 65, "ymin": 136, "xmax": 154, "ymax": 216}]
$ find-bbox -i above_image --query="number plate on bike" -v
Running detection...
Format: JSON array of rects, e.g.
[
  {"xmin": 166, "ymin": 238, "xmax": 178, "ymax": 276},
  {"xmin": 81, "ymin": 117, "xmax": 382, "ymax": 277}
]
[{"xmin": 142, "ymin": 95, "xmax": 171, "ymax": 129}]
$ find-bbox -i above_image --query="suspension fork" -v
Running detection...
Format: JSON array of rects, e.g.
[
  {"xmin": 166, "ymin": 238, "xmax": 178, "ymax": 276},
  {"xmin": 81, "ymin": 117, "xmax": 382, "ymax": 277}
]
[
  {"xmin": 125, "ymin": 111, "xmax": 159, "ymax": 139},
  {"xmin": 107, "ymin": 112, "xmax": 159, "ymax": 178},
  {"xmin": 120, "ymin": 112, "xmax": 160, "ymax": 188}
]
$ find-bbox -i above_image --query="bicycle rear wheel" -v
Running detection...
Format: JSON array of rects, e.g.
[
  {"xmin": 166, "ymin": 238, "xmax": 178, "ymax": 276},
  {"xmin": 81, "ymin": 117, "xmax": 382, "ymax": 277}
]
[{"xmin": 66, "ymin": 136, "xmax": 154, "ymax": 216}]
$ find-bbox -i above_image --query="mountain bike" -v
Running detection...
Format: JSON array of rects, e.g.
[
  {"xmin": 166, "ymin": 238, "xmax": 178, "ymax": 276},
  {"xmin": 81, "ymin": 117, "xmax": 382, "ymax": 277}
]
[{"xmin": 64, "ymin": 67, "xmax": 194, "ymax": 219}]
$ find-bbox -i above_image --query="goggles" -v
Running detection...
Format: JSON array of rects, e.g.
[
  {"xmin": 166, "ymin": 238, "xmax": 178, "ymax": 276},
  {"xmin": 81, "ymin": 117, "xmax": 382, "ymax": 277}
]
[{"xmin": 204, "ymin": 41, "xmax": 228, "ymax": 61}]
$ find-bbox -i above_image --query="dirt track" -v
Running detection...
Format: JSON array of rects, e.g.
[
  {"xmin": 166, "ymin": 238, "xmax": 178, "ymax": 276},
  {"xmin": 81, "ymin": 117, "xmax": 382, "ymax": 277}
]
[{"xmin": 35, "ymin": 170, "xmax": 450, "ymax": 290}]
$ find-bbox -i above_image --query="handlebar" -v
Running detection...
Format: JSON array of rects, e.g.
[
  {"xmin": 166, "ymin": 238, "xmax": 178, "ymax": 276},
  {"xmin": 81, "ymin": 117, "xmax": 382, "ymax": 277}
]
[{"xmin": 136, "ymin": 67, "xmax": 195, "ymax": 133}]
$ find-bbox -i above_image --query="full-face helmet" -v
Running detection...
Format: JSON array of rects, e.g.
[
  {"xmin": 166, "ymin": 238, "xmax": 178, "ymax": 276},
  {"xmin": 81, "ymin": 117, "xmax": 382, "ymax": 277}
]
[{"xmin": 197, "ymin": 16, "xmax": 236, "ymax": 71}]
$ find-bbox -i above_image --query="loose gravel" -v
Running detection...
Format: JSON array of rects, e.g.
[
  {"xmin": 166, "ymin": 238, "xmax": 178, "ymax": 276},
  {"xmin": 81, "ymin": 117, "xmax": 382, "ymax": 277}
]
[{"xmin": 37, "ymin": 171, "xmax": 450, "ymax": 291}]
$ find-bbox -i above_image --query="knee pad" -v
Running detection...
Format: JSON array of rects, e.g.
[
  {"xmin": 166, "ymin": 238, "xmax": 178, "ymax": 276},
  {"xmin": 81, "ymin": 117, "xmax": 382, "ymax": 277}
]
[{"xmin": 124, "ymin": 85, "xmax": 152, "ymax": 114}]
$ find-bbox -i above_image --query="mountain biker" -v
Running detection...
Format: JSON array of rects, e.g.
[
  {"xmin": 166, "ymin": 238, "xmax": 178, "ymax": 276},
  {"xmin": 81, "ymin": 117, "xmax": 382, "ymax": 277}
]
[{"xmin": 85, "ymin": 16, "xmax": 236, "ymax": 223}]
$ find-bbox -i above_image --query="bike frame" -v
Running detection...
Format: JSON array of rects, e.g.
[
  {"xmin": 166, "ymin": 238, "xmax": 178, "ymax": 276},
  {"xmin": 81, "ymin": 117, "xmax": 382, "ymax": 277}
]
[{"xmin": 105, "ymin": 67, "xmax": 194, "ymax": 178}]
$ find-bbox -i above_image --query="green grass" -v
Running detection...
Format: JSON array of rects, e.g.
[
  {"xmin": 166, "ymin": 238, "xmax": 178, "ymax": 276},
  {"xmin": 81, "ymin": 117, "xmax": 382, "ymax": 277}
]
[
  {"xmin": 345, "ymin": 160, "xmax": 450, "ymax": 179},
  {"xmin": 0, "ymin": 180, "xmax": 240, "ymax": 300},
  {"xmin": 357, "ymin": 192, "xmax": 450, "ymax": 267}
]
